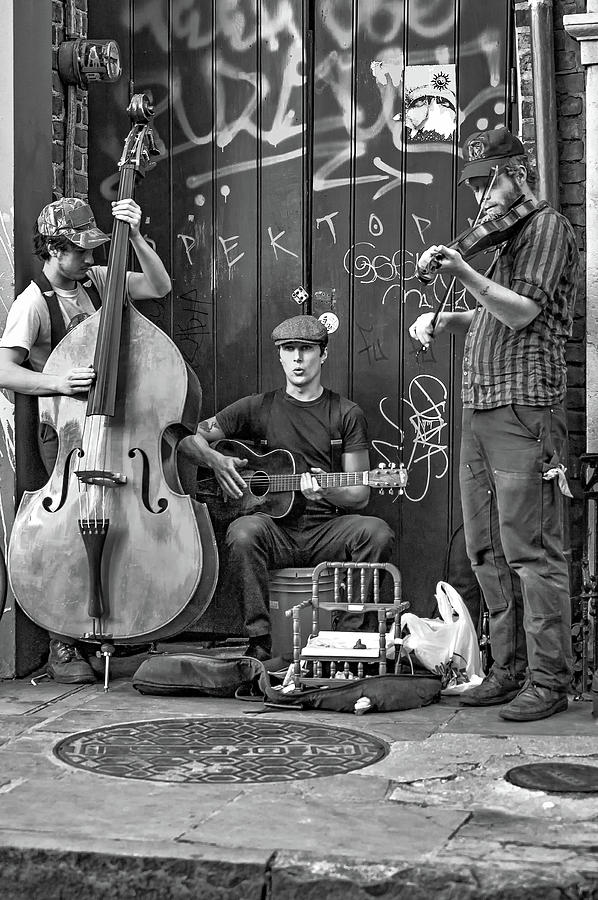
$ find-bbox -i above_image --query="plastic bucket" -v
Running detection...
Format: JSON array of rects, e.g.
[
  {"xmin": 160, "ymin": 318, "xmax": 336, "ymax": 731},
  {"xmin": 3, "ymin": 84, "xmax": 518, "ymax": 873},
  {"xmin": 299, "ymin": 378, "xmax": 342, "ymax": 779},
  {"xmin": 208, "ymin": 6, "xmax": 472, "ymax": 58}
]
[{"xmin": 268, "ymin": 567, "xmax": 335, "ymax": 658}]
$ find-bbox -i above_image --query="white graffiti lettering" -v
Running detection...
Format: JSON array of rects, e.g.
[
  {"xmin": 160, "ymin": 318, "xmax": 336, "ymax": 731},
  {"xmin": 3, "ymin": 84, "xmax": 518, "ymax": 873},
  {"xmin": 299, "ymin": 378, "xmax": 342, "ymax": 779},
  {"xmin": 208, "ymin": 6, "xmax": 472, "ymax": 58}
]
[
  {"xmin": 268, "ymin": 226, "xmax": 298, "ymax": 260},
  {"xmin": 218, "ymin": 234, "xmax": 245, "ymax": 277},
  {"xmin": 403, "ymin": 375, "xmax": 449, "ymax": 502}
]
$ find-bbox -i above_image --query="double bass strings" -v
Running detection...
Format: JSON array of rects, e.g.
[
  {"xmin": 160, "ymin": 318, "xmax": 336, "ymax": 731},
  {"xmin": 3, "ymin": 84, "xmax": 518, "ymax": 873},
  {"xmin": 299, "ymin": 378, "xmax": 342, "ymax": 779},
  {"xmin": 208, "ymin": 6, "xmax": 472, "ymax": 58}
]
[{"xmin": 77, "ymin": 413, "xmax": 110, "ymax": 525}]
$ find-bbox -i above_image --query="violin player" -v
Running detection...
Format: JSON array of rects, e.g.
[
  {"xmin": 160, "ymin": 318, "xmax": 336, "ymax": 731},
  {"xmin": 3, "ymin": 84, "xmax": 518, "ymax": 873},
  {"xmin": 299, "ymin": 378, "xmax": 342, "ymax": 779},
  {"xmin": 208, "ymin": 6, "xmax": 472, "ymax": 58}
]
[
  {"xmin": 409, "ymin": 126, "xmax": 579, "ymax": 721},
  {"xmin": 178, "ymin": 315, "xmax": 395, "ymax": 661},
  {"xmin": 0, "ymin": 196, "xmax": 172, "ymax": 683}
]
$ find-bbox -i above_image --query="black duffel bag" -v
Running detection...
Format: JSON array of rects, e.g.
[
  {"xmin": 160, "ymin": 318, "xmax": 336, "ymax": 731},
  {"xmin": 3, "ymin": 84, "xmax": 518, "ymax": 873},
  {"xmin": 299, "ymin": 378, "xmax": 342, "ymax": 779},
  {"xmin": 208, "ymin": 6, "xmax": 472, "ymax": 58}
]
[{"xmin": 132, "ymin": 651, "xmax": 441, "ymax": 713}]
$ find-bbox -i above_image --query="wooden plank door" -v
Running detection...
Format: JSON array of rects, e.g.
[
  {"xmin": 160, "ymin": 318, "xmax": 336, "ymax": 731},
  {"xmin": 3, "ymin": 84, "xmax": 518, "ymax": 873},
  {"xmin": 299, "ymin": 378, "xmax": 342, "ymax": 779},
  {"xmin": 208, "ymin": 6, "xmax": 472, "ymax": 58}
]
[
  {"xmin": 88, "ymin": 0, "xmax": 513, "ymax": 616},
  {"xmin": 308, "ymin": 0, "xmax": 513, "ymax": 611}
]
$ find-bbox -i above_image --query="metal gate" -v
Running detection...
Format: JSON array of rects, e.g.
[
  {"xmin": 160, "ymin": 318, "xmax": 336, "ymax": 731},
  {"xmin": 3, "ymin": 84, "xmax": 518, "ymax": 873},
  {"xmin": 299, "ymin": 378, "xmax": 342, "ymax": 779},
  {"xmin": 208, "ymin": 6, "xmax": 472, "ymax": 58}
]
[{"xmin": 88, "ymin": 0, "xmax": 513, "ymax": 614}]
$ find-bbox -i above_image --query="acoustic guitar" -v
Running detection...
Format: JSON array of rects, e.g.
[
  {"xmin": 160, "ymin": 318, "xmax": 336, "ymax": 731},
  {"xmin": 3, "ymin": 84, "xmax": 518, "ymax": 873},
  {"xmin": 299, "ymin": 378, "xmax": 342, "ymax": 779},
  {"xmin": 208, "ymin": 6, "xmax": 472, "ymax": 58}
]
[{"xmin": 196, "ymin": 439, "xmax": 407, "ymax": 525}]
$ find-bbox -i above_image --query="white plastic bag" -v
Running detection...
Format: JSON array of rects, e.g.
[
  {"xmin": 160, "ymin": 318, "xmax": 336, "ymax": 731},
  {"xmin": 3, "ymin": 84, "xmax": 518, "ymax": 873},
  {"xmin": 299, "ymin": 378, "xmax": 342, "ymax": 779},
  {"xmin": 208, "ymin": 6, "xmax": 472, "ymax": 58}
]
[{"xmin": 401, "ymin": 581, "xmax": 484, "ymax": 686}]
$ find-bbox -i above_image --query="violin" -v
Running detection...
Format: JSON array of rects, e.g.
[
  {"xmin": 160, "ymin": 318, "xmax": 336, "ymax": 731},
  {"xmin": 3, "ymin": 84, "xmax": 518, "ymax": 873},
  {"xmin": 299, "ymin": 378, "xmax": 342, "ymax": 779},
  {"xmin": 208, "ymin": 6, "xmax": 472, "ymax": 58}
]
[
  {"xmin": 416, "ymin": 196, "xmax": 545, "ymax": 284},
  {"xmin": 8, "ymin": 95, "xmax": 219, "ymax": 664}
]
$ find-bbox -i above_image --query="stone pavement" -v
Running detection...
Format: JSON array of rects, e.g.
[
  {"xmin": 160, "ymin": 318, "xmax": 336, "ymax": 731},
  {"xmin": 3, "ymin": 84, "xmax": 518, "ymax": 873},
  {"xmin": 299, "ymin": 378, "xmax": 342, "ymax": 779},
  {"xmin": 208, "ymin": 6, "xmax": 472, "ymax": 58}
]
[{"xmin": 1, "ymin": 661, "xmax": 598, "ymax": 900}]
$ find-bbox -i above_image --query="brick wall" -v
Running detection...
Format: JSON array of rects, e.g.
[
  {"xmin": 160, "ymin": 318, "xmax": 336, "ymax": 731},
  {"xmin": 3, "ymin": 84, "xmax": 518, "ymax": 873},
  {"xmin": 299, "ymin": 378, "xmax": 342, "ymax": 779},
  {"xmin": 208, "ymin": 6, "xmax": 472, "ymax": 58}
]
[
  {"xmin": 516, "ymin": 0, "xmax": 587, "ymax": 596},
  {"xmin": 51, "ymin": 0, "xmax": 88, "ymax": 199},
  {"xmin": 555, "ymin": 1, "xmax": 587, "ymax": 596}
]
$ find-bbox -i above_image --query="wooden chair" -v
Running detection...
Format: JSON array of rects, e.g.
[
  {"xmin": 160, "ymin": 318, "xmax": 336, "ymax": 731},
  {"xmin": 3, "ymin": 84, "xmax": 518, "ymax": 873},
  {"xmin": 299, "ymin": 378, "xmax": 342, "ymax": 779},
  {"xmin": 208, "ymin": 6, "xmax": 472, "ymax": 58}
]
[{"xmin": 286, "ymin": 560, "xmax": 408, "ymax": 689}]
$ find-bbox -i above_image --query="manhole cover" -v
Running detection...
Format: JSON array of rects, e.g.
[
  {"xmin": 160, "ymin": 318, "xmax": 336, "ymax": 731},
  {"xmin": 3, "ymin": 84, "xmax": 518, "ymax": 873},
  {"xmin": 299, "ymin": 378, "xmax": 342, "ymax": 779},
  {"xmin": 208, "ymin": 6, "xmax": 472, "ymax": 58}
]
[
  {"xmin": 505, "ymin": 763, "xmax": 598, "ymax": 793},
  {"xmin": 54, "ymin": 717, "xmax": 387, "ymax": 783}
]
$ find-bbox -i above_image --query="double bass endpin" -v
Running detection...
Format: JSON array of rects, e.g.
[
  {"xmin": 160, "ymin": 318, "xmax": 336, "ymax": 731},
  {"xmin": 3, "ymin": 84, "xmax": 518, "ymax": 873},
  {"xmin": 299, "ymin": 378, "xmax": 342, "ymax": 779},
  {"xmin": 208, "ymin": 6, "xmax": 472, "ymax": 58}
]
[{"xmin": 96, "ymin": 642, "xmax": 115, "ymax": 692}]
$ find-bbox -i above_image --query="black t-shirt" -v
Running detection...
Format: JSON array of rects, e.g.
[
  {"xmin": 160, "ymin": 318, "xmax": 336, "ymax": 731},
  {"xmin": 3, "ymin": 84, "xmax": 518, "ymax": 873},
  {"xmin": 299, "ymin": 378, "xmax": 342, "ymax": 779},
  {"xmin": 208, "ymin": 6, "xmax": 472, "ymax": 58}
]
[{"xmin": 216, "ymin": 388, "xmax": 369, "ymax": 520}]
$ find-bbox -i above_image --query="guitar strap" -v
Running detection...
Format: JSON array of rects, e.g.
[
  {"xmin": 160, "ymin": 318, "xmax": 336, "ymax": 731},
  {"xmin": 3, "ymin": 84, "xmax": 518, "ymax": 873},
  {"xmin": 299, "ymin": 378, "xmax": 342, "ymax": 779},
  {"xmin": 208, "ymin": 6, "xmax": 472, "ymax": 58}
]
[
  {"xmin": 33, "ymin": 271, "xmax": 102, "ymax": 350},
  {"xmin": 258, "ymin": 388, "xmax": 343, "ymax": 470}
]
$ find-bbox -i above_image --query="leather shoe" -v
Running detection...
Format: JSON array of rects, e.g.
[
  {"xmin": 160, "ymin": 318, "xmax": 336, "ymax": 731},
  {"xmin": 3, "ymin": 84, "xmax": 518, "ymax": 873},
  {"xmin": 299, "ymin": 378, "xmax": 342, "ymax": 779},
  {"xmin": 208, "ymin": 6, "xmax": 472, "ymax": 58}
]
[
  {"xmin": 499, "ymin": 682, "xmax": 568, "ymax": 721},
  {"xmin": 460, "ymin": 671, "xmax": 523, "ymax": 706},
  {"xmin": 46, "ymin": 640, "xmax": 95, "ymax": 684},
  {"xmin": 244, "ymin": 637, "xmax": 272, "ymax": 662}
]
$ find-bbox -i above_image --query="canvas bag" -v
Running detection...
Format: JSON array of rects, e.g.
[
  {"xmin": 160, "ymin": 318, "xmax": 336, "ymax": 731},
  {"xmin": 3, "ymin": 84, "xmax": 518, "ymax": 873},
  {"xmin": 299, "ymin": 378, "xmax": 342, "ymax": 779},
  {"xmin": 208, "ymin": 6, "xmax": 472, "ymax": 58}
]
[{"xmin": 131, "ymin": 651, "xmax": 441, "ymax": 713}]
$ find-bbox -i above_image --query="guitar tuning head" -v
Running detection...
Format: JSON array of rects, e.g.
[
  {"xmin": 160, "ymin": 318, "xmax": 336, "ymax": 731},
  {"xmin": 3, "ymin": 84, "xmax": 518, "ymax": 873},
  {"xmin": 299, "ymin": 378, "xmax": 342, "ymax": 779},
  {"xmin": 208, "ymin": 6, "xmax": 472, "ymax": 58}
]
[{"xmin": 377, "ymin": 463, "xmax": 387, "ymax": 470}]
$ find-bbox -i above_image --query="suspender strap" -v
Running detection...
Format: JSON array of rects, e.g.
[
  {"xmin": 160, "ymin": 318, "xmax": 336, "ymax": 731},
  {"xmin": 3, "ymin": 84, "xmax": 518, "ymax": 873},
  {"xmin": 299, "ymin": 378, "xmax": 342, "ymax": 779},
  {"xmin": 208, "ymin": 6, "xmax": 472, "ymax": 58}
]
[
  {"xmin": 257, "ymin": 390, "xmax": 277, "ymax": 449},
  {"xmin": 33, "ymin": 272, "xmax": 102, "ymax": 351},
  {"xmin": 33, "ymin": 273, "xmax": 66, "ymax": 349},
  {"xmin": 80, "ymin": 277, "xmax": 102, "ymax": 311},
  {"xmin": 259, "ymin": 388, "xmax": 343, "ymax": 467},
  {"xmin": 328, "ymin": 390, "xmax": 343, "ymax": 471}
]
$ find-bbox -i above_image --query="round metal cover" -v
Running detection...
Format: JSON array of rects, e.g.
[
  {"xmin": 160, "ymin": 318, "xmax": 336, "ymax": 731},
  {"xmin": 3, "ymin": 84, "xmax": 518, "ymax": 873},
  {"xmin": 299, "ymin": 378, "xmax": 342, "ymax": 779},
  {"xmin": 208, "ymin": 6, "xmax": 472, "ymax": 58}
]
[
  {"xmin": 53, "ymin": 717, "xmax": 387, "ymax": 783},
  {"xmin": 505, "ymin": 763, "xmax": 598, "ymax": 793}
]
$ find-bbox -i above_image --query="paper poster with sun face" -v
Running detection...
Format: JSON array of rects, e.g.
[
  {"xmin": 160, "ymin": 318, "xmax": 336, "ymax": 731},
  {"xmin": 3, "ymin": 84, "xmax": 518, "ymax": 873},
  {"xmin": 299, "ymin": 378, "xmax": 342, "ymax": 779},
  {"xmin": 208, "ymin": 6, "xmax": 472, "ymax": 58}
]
[{"xmin": 398, "ymin": 65, "xmax": 457, "ymax": 143}]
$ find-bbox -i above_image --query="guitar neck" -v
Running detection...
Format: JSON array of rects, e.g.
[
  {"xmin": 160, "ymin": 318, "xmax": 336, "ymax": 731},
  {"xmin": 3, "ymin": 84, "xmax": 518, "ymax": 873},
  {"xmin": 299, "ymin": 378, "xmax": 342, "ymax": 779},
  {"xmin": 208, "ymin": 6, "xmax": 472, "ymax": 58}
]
[{"xmin": 262, "ymin": 472, "xmax": 368, "ymax": 493}]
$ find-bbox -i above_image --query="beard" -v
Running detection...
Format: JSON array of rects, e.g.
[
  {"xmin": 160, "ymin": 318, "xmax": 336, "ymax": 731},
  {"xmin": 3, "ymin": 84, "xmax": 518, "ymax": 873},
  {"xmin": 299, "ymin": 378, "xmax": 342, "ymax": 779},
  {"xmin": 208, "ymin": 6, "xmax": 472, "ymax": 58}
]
[{"xmin": 489, "ymin": 178, "xmax": 523, "ymax": 218}]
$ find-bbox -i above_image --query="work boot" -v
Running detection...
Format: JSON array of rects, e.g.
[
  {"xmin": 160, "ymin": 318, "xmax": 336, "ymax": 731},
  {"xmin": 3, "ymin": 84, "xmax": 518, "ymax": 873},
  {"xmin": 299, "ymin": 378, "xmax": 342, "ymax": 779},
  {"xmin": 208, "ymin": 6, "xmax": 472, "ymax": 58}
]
[
  {"xmin": 244, "ymin": 635, "xmax": 272, "ymax": 662},
  {"xmin": 459, "ymin": 671, "xmax": 523, "ymax": 706},
  {"xmin": 499, "ymin": 682, "xmax": 568, "ymax": 722},
  {"xmin": 46, "ymin": 640, "xmax": 95, "ymax": 684}
]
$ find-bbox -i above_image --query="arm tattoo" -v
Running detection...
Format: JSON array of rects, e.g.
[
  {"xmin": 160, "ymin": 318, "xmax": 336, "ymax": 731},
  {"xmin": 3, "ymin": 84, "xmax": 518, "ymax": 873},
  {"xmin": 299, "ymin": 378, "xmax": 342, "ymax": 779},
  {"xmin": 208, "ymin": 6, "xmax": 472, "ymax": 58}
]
[
  {"xmin": 480, "ymin": 284, "xmax": 491, "ymax": 297},
  {"xmin": 198, "ymin": 418, "xmax": 218, "ymax": 434}
]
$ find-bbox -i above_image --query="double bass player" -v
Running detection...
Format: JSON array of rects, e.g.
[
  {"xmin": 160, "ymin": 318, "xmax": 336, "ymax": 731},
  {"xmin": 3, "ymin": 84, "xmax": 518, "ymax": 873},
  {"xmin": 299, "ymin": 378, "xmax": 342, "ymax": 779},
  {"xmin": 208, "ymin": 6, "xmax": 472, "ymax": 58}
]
[{"xmin": 0, "ymin": 195, "xmax": 171, "ymax": 683}]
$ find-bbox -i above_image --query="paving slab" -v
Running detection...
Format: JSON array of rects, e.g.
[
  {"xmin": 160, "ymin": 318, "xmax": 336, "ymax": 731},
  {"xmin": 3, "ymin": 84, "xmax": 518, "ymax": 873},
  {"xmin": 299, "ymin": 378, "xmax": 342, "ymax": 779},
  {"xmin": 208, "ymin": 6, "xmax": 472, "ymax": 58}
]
[{"xmin": 0, "ymin": 676, "xmax": 597, "ymax": 899}]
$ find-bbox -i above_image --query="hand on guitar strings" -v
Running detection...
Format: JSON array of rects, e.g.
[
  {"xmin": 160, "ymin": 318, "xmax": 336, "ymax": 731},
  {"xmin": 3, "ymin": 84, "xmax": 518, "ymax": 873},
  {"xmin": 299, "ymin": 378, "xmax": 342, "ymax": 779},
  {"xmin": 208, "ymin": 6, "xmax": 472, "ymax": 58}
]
[
  {"xmin": 300, "ymin": 468, "xmax": 327, "ymax": 501},
  {"xmin": 212, "ymin": 452, "xmax": 248, "ymax": 499}
]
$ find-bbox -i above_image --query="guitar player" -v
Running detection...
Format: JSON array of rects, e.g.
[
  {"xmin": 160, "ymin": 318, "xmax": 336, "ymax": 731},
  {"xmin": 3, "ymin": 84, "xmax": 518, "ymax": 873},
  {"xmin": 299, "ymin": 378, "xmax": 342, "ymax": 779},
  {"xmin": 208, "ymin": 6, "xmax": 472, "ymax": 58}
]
[{"xmin": 178, "ymin": 315, "xmax": 395, "ymax": 661}]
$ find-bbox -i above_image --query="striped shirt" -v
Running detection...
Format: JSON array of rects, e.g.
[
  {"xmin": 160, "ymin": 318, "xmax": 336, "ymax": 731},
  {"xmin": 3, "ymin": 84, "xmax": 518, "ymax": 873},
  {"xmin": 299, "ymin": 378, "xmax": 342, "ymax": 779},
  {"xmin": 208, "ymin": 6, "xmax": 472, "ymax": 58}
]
[{"xmin": 462, "ymin": 203, "xmax": 579, "ymax": 408}]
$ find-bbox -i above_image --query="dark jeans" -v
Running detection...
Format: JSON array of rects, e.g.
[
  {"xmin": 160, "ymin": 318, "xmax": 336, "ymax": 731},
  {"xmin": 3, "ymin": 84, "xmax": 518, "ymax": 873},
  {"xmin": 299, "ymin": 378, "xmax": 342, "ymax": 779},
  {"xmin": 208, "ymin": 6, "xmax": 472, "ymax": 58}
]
[
  {"xmin": 460, "ymin": 405, "xmax": 573, "ymax": 691},
  {"xmin": 219, "ymin": 512, "xmax": 395, "ymax": 639}
]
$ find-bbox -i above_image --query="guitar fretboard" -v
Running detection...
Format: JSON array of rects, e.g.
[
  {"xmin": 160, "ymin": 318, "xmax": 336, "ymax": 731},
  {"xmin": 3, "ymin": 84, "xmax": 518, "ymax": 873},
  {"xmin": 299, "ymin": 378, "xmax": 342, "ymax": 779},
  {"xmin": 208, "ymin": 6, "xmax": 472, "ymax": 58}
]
[{"xmin": 243, "ymin": 472, "xmax": 368, "ymax": 493}]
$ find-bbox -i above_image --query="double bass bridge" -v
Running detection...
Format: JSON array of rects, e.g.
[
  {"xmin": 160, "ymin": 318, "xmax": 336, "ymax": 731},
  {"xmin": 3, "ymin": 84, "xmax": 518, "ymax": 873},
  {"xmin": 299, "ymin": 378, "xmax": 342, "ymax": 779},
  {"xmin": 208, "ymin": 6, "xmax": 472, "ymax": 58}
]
[{"xmin": 76, "ymin": 469, "xmax": 127, "ymax": 487}]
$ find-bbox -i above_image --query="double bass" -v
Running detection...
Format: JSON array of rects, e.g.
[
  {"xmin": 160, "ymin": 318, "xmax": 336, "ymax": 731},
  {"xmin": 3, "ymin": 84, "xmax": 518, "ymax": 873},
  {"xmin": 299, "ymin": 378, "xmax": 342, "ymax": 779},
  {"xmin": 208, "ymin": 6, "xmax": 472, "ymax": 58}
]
[{"xmin": 8, "ymin": 95, "xmax": 218, "ymax": 654}]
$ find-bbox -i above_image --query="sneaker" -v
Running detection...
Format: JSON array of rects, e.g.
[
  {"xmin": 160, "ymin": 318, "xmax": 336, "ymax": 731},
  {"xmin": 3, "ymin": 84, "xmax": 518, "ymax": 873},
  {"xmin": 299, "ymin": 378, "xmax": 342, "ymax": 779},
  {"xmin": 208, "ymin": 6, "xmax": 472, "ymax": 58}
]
[
  {"xmin": 244, "ymin": 636, "xmax": 272, "ymax": 662},
  {"xmin": 499, "ymin": 682, "xmax": 568, "ymax": 721},
  {"xmin": 459, "ymin": 671, "xmax": 523, "ymax": 706},
  {"xmin": 46, "ymin": 640, "xmax": 96, "ymax": 684}
]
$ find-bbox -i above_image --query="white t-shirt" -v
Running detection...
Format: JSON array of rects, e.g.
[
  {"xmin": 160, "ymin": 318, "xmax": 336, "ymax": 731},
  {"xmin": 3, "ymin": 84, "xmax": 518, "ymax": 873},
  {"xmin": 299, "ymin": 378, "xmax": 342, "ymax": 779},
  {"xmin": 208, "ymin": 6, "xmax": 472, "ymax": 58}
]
[{"xmin": 0, "ymin": 266, "xmax": 128, "ymax": 372}]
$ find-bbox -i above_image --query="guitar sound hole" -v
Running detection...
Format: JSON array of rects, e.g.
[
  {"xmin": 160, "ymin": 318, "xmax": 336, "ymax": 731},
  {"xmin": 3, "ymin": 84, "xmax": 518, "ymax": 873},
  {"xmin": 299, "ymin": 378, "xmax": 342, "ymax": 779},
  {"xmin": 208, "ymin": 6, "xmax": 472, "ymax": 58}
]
[{"xmin": 247, "ymin": 470, "xmax": 270, "ymax": 498}]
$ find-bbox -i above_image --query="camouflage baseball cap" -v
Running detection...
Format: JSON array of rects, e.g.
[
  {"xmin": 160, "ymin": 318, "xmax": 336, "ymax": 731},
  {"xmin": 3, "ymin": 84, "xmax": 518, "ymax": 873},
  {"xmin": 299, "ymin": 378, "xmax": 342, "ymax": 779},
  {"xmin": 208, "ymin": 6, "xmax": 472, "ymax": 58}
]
[
  {"xmin": 271, "ymin": 315, "xmax": 328, "ymax": 345},
  {"xmin": 37, "ymin": 198, "xmax": 110, "ymax": 249},
  {"xmin": 459, "ymin": 127, "xmax": 526, "ymax": 184}
]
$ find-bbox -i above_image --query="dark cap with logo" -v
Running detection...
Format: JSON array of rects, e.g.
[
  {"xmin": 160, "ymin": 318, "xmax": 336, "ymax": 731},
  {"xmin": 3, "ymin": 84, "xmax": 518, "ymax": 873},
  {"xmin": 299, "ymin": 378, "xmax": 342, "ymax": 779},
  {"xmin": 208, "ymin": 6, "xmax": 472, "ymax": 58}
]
[
  {"xmin": 459, "ymin": 127, "xmax": 526, "ymax": 184},
  {"xmin": 271, "ymin": 315, "xmax": 328, "ymax": 346},
  {"xmin": 37, "ymin": 198, "xmax": 111, "ymax": 249}
]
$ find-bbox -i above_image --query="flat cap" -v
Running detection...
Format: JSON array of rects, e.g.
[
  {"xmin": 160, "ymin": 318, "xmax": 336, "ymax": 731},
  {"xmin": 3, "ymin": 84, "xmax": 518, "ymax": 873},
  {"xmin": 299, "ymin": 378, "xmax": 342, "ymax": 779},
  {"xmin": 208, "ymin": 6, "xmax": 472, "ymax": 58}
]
[{"xmin": 271, "ymin": 315, "xmax": 328, "ymax": 345}]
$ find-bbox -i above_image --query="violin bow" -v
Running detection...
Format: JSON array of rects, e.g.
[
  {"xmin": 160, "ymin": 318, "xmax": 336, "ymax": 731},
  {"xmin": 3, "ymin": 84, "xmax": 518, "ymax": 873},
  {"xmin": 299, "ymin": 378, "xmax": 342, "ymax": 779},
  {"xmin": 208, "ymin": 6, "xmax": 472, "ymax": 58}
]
[{"xmin": 420, "ymin": 164, "xmax": 499, "ymax": 350}]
